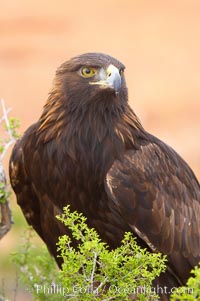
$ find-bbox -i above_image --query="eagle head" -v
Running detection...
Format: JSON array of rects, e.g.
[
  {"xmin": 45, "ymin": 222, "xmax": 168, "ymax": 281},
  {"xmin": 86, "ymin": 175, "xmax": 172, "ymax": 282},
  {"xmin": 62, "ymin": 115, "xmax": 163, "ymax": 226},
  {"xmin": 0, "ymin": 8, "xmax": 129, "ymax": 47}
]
[{"xmin": 53, "ymin": 52, "xmax": 128, "ymax": 108}]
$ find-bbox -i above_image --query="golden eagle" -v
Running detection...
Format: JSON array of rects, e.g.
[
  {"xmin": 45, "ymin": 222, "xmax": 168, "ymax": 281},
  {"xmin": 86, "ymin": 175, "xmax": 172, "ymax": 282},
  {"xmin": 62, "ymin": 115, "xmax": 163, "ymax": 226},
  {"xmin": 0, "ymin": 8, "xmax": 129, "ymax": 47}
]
[{"xmin": 9, "ymin": 53, "xmax": 200, "ymax": 300}]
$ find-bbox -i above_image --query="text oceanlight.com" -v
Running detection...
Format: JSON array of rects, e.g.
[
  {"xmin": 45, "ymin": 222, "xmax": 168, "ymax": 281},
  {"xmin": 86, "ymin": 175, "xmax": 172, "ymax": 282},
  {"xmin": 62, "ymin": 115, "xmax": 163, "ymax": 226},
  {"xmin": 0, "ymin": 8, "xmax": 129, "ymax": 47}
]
[{"xmin": 33, "ymin": 283, "xmax": 193, "ymax": 297}]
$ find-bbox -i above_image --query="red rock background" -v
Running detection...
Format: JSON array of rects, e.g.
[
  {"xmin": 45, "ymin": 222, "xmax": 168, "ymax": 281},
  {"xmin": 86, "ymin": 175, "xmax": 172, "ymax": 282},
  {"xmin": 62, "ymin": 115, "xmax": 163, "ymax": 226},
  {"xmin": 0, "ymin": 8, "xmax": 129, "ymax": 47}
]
[{"xmin": 0, "ymin": 1, "xmax": 199, "ymax": 300}]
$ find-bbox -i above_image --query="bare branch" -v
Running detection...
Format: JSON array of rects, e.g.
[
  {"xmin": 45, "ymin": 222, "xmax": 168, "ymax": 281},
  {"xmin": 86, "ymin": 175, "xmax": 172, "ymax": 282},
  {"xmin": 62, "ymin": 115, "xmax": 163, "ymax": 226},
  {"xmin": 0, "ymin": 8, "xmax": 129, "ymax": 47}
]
[
  {"xmin": 0, "ymin": 99, "xmax": 13, "ymax": 140},
  {"xmin": 0, "ymin": 108, "xmax": 12, "ymax": 124},
  {"xmin": 90, "ymin": 251, "xmax": 97, "ymax": 293},
  {"xmin": 0, "ymin": 99, "xmax": 17, "ymax": 240},
  {"xmin": 0, "ymin": 202, "xmax": 12, "ymax": 239},
  {"xmin": 0, "ymin": 140, "xmax": 15, "ymax": 162}
]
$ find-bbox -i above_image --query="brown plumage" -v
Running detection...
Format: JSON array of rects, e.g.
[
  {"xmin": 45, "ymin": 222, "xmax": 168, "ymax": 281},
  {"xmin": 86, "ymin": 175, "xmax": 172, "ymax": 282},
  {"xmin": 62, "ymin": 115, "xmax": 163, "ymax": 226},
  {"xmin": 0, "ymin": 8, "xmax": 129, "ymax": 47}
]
[{"xmin": 9, "ymin": 53, "xmax": 200, "ymax": 300}]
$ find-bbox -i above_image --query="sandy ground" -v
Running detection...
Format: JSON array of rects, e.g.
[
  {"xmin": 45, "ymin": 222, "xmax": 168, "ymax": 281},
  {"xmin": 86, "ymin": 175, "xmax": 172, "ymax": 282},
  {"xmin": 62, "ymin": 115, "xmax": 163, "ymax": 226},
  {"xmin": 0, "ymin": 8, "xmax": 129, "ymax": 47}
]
[{"xmin": 0, "ymin": 1, "xmax": 200, "ymax": 300}]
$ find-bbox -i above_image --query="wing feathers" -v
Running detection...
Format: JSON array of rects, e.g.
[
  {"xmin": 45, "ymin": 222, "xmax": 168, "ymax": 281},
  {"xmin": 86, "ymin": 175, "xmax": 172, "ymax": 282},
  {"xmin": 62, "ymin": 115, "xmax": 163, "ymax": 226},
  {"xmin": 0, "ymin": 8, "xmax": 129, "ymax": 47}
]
[{"xmin": 105, "ymin": 141, "xmax": 200, "ymax": 283}]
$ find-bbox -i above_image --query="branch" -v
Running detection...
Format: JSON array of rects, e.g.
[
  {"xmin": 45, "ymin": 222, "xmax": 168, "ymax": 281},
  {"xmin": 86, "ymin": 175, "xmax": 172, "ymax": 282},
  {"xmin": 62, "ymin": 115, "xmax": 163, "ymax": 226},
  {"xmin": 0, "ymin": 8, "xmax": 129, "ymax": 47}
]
[
  {"xmin": 0, "ymin": 108, "xmax": 12, "ymax": 124},
  {"xmin": 0, "ymin": 99, "xmax": 16, "ymax": 162},
  {"xmin": 0, "ymin": 99, "xmax": 17, "ymax": 240},
  {"xmin": 0, "ymin": 162, "xmax": 12, "ymax": 240},
  {"xmin": 90, "ymin": 251, "xmax": 97, "ymax": 293},
  {"xmin": 0, "ymin": 201, "xmax": 12, "ymax": 240},
  {"xmin": 1, "ymin": 99, "xmax": 13, "ymax": 140}
]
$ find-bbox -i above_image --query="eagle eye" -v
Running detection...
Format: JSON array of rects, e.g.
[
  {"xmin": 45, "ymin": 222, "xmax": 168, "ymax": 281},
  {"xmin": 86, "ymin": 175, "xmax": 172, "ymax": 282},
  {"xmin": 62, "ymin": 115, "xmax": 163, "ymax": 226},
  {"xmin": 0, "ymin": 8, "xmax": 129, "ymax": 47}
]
[
  {"xmin": 80, "ymin": 67, "xmax": 97, "ymax": 78},
  {"xmin": 119, "ymin": 68, "xmax": 124, "ymax": 76}
]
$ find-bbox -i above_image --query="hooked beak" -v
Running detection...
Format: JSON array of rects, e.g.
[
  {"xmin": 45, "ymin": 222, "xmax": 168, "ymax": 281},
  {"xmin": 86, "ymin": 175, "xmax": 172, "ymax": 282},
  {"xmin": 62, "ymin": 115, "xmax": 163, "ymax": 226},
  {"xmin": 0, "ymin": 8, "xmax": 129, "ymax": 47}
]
[{"xmin": 90, "ymin": 64, "xmax": 121, "ymax": 94}]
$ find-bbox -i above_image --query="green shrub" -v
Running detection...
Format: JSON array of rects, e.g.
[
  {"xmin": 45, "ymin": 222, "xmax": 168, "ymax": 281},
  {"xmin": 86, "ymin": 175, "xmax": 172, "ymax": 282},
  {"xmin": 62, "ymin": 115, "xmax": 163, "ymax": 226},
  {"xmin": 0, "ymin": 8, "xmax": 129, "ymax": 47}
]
[
  {"xmin": 170, "ymin": 265, "xmax": 200, "ymax": 301},
  {"xmin": 11, "ymin": 206, "xmax": 167, "ymax": 301}
]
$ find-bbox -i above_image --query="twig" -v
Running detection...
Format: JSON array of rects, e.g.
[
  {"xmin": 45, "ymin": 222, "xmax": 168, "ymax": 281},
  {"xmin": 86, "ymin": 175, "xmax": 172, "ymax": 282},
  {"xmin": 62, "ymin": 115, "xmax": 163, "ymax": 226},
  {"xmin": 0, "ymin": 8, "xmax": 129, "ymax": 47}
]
[
  {"xmin": 1, "ymin": 99, "xmax": 13, "ymax": 140},
  {"xmin": 0, "ymin": 99, "xmax": 17, "ymax": 240},
  {"xmin": 0, "ymin": 108, "xmax": 12, "ymax": 124},
  {"xmin": 0, "ymin": 162, "xmax": 12, "ymax": 240},
  {"xmin": 0, "ymin": 202, "xmax": 12, "ymax": 239},
  {"xmin": 0, "ymin": 140, "xmax": 15, "ymax": 163},
  {"xmin": 0, "ymin": 99, "xmax": 16, "ymax": 162},
  {"xmin": 90, "ymin": 251, "xmax": 97, "ymax": 293}
]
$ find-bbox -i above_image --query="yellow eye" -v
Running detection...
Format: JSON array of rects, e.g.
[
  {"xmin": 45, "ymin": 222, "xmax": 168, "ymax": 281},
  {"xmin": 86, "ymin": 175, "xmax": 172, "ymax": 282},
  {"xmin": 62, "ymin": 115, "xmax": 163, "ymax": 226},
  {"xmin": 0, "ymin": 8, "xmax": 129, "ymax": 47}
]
[{"xmin": 81, "ymin": 67, "xmax": 97, "ymax": 78}]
